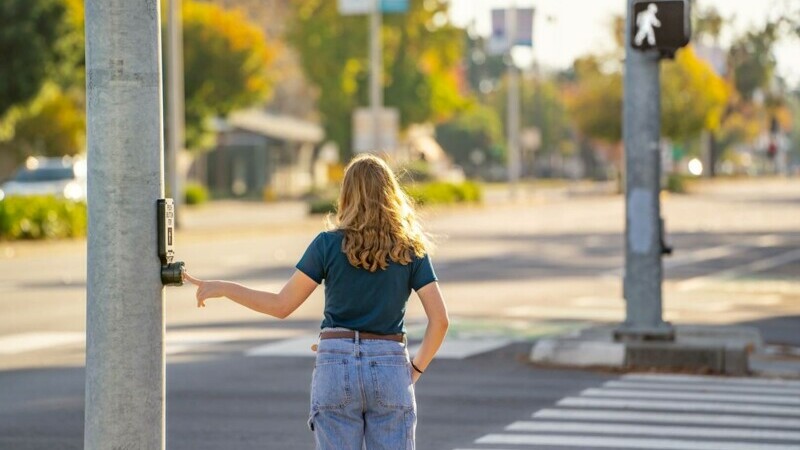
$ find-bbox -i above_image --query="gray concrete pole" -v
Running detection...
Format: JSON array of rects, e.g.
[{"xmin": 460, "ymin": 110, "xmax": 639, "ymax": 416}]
[
  {"xmin": 370, "ymin": 0, "xmax": 383, "ymax": 152},
  {"xmin": 506, "ymin": 3, "xmax": 521, "ymax": 197},
  {"xmin": 167, "ymin": 0, "xmax": 185, "ymax": 225},
  {"xmin": 617, "ymin": 0, "xmax": 674, "ymax": 340},
  {"xmin": 84, "ymin": 1, "xmax": 166, "ymax": 448}
]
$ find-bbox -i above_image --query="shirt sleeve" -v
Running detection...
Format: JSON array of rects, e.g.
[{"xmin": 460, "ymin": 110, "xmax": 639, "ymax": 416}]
[
  {"xmin": 295, "ymin": 232, "xmax": 326, "ymax": 284},
  {"xmin": 410, "ymin": 253, "xmax": 438, "ymax": 291}
]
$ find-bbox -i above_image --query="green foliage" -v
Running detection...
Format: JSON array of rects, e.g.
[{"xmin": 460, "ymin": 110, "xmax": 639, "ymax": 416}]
[
  {"xmin": 0, "ymin": 0, "xmax": 75, "ymax": 117},
  {"xmin": 184, "ymin": 182, "xmax": 209, "ymax": 205},
  {"xmin": 435, "ymin": 104, "xmax": 504, "ymax": 174},
  {"xmin": 180, "ymin": 1, "xmax": 276, "ymax": 151},
  {"xmin": 287, "ymin": 0, "xmax": 467, "ymax": 158},
  {"xmin": 0, "ymin": 196, "xmax": 86, "ymax": 240},
  {"xmin": 308, "ymin": 197, "xmax": 337, "ymax": 215},
  {"xmin": 665, "ymin": 173, "xmax": 689, "ymax": 194},
  {"xmin": 566, "ymin": 56, "xmax": 623, "ymax": 143},
  {"xmin": 395, "ymin": 160, "xmax": 436, "ymax": 183},
  {"xmin": 728, "ymin": 23, "xmax": 780, "ymax": 101},
  {"xmin": 404, "ymin": 181, "xmax": 482, "ymax": 205},
  {"xmin": 0, "ymin": 83, "xmax": 85, "ymax": 160}
]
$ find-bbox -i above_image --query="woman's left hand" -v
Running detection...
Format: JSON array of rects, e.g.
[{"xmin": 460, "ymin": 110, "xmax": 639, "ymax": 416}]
[{"xmin": 183, "ymin": 271, "xmax": 226, "ymax": 308}]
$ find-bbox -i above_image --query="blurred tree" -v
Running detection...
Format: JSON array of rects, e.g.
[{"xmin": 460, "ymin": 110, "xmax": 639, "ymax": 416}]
[
  {"xmin": 287, "ymin": 0, "xmax": 467, "ymax": 158},
  {"xmin": 181, "ymin": 1, "xmax": 276, "ymax": 150},
  {"xmin": 661, "ymin": 46, "xmax": 730, "ymax": 141},
  {"xmin": 0, "ymin": 0, "xmax": 77, "ymax": 117},
  {"xmin": 565, "ymin": 56, "xmax": 623, "ymax": 144},
  {"xmin": 435, "ymin": 103, "xmax": 503, "ymax": 176},
  {"xmin": 0, "ymin": 83, "xmax": 85, "ymax": 160},
  {"xmin": 728, "ymin": 23, "xmax": 780, "ymax": 101}
]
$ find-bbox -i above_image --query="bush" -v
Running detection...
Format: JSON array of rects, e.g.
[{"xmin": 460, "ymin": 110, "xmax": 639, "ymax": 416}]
[
  {"xmin": 309, "ymin": 198, "xmax": 337, "ymax": 215},
  {"xmin": 0, "ymin": 196, "xmax": 87, "ymax": 240},
  {"xmin": 665, "ymin": 173, "xmax": 689, "ymax": 193},
  {"xmin": 405, "ymin": 181, "xmax": 483, "ymax": 206},
  {"xmin": 184, "ymin": 183, "xmax": 210, "ymax": 205}
]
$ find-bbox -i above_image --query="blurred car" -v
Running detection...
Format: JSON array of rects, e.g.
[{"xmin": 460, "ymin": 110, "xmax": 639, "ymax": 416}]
[{"xmin": 0, "ymin": 156, "xmax": 87, "ymax": 202}]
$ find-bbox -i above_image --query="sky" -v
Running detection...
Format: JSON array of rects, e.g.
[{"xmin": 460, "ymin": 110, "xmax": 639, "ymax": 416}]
[{"xmin": 449, "ymin": 0, "xmax": 800, "ymax": 88}]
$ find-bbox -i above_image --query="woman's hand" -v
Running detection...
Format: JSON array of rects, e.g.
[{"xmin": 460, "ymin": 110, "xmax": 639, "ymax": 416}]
[
  {"xmin": 411, "ymin": 370, "xmax": 421, "ymax": 384},
  {"xmin": 183, "ymin": 271, "xmax": 227, "ymax": 308}
]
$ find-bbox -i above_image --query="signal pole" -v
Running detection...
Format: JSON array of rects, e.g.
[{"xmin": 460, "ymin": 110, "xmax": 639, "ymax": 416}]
[
  {"xmin": 84, "ymin": 1, "xmax": 166, "ymax": 448},
  {"xmin": 617, "ymin": 0, "xmax": 674, "ymax": 340}
]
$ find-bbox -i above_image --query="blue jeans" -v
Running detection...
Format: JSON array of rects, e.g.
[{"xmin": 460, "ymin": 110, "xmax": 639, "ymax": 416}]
[{"xmin": 308, "ymin": 331, "xmax": 416, "ymax": 450}]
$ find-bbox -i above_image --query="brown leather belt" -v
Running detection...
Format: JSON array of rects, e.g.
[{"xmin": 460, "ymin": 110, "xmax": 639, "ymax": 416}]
[{"xmin": 319, "ymin": 330, "xmax": 405, "ymax": 343}]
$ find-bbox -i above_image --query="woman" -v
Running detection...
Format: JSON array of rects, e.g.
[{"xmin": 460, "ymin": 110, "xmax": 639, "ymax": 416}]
[{"xmin": 184, "ymin": 154, "xmax": 449, "ymax": 449}]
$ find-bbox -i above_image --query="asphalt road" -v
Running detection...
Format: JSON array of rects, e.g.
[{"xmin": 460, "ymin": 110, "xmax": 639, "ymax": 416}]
[{"xmin": 1, "ymin": 178, "xmax": 800, "ymax": 449}]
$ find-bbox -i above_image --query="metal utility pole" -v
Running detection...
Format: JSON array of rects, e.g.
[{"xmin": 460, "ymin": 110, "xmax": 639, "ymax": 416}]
[
  {"xmin": 370, "ymin": 0, "xmax": 383, "ymax": 151},
  {"xmin": 506, "ymin": 3, "xmax": 521, "ymax": 198},
  {"xmin": 167, "ymin": 0, "xmax": 185, "ymax": 226},
  {"xmin": 617, "ymin": 0, "xmax": 674, "ymax": 341},
  {"xmin": 84, "ymin": 1, "xmax": 166, "ymax": 448}
]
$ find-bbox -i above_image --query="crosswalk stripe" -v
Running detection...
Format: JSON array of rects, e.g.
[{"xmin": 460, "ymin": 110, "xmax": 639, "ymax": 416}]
[
  {"xmin": 603, "ymin": 380, "xmax": 800, "ymax": 396},
  {"xmin": 0, "ymin": 332, "xmax": 84, "ymax": 355},
  {"xmin": 581, "ymin": 388, "xmax": 800, "ymax": 405},
  {"xmin": 407, "ymin": 337, "xmax": 511, "ymax": 359},
  {"xmin": 556, "ymin": 397, "xmax": 800, "ymax": 416},
  {"xmin": 474, "ymin": 434, "xmax": 800, "ymax": 450},
  {"xmin": 532, "ymin": 408, "xmax": 800, "ymax": 429},
  {"xmin": 623, "ymin": 373, "xmax": 800, "ymax": 388},
  {"xmin": 505, "ymin": 421, "xmax": 800, "ymax": 441},
  {"xmin": 245, "ymin": 334, "xmax": 319, "ymax": 357}
]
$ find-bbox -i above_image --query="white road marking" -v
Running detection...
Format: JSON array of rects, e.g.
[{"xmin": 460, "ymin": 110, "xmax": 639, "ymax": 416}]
[
  {"xmin": 581, "ymin": 387, "xmax": 800, "ymax": 405},
  {"xmin": 0, "ymin": 332, "xmax": 84, "ymax": 355},
  {"xmin": 677, "ymin": 247, "xmax": 800, "ymax": 291},
  {"xmin": 506, "ymin": 421, "xmax": 800, "ymax": 441},
  {"xmin": 408, "ymin": 337, "xmax": 511, "ymax": 359},
  {"xmin": 532, "ymin": 408, "xmax": 800, "ymax": 429},
  {"xmin": 603, "ymin": 380, "xmax": 800, "ymax": 396},
  {"xmin": 623, "ymin": 373, "xmax": 800, "ymax": 388},
  {"xmin": 556, "ymin": 397, "xmax": 800, "ymax": 416},
  {"xmin": 245, "ymin": 334, "xmax": 320, "ymax": 357},
  {"xmin": 474, "ymin": 434, "xmax": 800, "ymax": 450}
]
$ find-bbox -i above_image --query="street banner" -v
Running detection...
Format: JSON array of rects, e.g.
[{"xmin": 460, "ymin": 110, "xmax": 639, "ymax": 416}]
[
  {"xmin": 488, "ymin": 8, "xmax": 534, "ymax": 55},
  {"xmin": 339, "ymin": 0, "xmax": 408, "ymax": 15},
  {"xmin": 353, "ymin": 108, "xmax": 399, "ymax": 153}
]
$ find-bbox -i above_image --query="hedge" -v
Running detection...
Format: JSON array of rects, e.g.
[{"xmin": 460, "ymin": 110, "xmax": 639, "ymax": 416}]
[{"xmin": 0, "ymin": 196, "xmax": 87, "ymax": 240}]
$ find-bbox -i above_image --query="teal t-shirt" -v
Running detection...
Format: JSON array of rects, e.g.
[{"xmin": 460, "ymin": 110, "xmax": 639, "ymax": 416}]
[{"xmin": 295, "ymin": 230, "xmax": 438, "ymax": 335}]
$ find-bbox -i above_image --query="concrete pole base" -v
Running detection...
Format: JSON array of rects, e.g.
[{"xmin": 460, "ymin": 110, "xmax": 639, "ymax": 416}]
[{"xmin": 614, "ymin": 322, "xmax": 675, "ymax": 342}]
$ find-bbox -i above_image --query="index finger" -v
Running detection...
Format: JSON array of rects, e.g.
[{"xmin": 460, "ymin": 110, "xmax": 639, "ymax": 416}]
[{"xmin": 183, "ymin": 271, "xmax": 202, "ymax": 286}]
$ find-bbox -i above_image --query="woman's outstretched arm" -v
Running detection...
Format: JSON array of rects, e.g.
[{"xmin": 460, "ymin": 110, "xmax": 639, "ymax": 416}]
[{"xmin": 183, "ymin": 270, "xmax": 318, "ymax": 319}]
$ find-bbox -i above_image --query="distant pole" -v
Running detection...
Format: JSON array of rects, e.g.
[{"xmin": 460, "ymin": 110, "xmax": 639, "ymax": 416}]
[
  {"xmin": 84, "ymin": 1, "xmax": 166, "ymax": 448},
  {"xmin": 370, "ymin": 0, "xmax": 383, "ymax": 152},
  {"xmin": 617, "ymin": 0, "xmax": 673, "ymax": 341},
  {"xmin": 507, "ymin": 3, "xmax": 521, "ymax": 198},
  {"xmin": 167, "ymin": 0, "xmax": 185, "ymax": 225}
]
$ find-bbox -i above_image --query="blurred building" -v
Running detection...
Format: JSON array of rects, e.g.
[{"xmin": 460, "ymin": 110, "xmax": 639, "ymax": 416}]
[{"xmin": 196, "ymin": 109, "xmax": 324, "ymax": 199}]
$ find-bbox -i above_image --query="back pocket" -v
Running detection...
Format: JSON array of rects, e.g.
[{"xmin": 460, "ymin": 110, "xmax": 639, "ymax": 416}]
[
  {"xmin": 369, "ymin": 357, "xmax": 415, "ymax": 411},
  {"xmin": 311, "ymin": 358, "xmax": 352, "ymax": 410}
]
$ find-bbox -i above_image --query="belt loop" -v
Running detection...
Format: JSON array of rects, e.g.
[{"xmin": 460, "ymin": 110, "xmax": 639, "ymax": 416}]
[{"xmin": 354, "ymin": 330, "xmax": 360, "ymax": 357}]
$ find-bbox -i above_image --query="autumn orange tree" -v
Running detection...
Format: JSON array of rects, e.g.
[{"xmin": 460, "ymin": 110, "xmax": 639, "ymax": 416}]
[{"xmin": 180, "ymin": 1, "xmax": 276, "ymax": 150}]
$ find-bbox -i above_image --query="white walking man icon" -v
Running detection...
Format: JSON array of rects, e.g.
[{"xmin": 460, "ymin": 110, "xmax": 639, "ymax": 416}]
[{"xmin": 634, "ymin": 3, "xmax": 661, "ymax": 46}]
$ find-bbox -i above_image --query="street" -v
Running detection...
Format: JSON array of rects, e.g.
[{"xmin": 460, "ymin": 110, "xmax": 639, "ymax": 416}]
[{"xmin": 1, "ymin": 178, "xmax": 800, "ymax": 449}]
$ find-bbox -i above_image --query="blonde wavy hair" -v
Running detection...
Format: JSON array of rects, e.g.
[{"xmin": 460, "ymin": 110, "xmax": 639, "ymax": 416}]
[{"xmin": 327, "ymin": 154, "xmax": 431, "ymax": 272}]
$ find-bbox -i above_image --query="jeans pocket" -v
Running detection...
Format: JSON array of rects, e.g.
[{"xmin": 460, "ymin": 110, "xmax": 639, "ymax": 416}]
[
  {"xmin": 311, "ymin": 358, "xmax": 352, "ymax": 410},
  {"xmin": 369, "ymin": 358, "xmax": 415, "ymax": 411}
]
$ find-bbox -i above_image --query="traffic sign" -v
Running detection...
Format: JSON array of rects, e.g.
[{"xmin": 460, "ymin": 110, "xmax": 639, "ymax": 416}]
[
  {"xmin": 631, "ymin": 0, "xmax": 690, "ymax": 57},
  {"xmin": 338, "ymin": 0, "xmax": 408, "ymax": 15}
]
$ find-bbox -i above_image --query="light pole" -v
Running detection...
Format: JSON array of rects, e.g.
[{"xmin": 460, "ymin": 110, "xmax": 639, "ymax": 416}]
[
  {"xmin": 84, "ymin": 1, "xmax": 166, "ymax": 448},
  {"xmin": 370, "ymin": 0, "xmax": 383, "ymax": 152}
]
